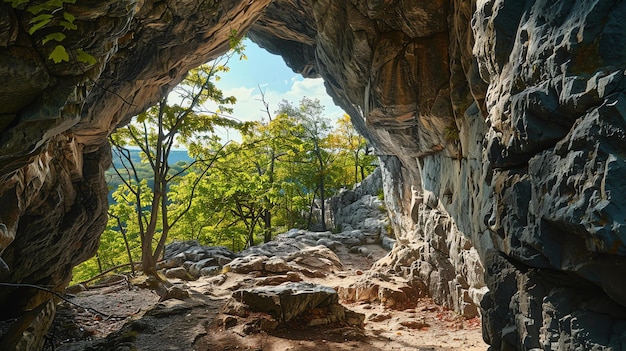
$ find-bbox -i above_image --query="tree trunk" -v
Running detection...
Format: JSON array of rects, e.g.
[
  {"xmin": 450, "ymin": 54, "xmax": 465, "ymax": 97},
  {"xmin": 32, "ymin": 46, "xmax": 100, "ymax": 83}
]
[
  {"xmin": 307, "ymin": 191, "xmax": 316, "ymax": 230},
  {"xmin": 354, "ymin": 150, "xmax": 360, "ymax": 184},
  {"xmin": 315, "ymin": 146, "xmax": 327, "ymax": 231},
  {"xmin": 114, "ymin": 215, "xmax": 136, "ymax": 276},
  {"xmin": 319, "ymin": 177, "xmax": 326, "ymax": 231},
  {"xmin": 121, "ymin": 229, "xmax": 135, "ymax": 276},
  {"xmin": 263, "ymin": 209, "xmax": 271, "ymax": 243},
  {"xmin": 247, "ymin": 215, "xmax": 260, "ymax": 248},
  {"xmin": 96, "ymin": 253, "xmax": 103, "ymax": 274},
  {"xmin": 141, "ymin": 250, "xmax": 157, "ymax": 277}
]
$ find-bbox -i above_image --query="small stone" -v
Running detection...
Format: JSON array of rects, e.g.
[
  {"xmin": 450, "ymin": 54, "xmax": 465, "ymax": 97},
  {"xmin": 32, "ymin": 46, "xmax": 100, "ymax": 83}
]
[
  {"xmin": 316, "ymin": 238, "xmax": 337, "ymax": 249},
  {"xmin": 400, "ymin": 320, "xmax": 430, "ymax": 330},
  {"xmin": 369, "ymin": 313, "xmax": 392, "ymax": 322},
  {"xmin": 199, "ymin": 266, "xmax": 220, "ymax": 276},
  {"xmin": 221, "ymin": 315, "xmax": 237, "ymax": 329},
  {"xmin": 65, "ymin": 284, "xmax": 87, "ymax": 295},
  {"xmin": 221, "ymin": 299, "xmax": 249, "ymax": 317},
  {"xmin": 226, "ymin": 256, "xmax": 267, "ymax": 273},
  {"xmin": 164, "ymin": 267, "xmax": 195, "ymax": 281}
]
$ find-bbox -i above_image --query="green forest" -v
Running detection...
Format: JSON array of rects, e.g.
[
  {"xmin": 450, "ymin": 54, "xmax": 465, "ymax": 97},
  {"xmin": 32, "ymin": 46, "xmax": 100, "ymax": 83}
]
[{"xmin": 72, "ymin": 47, "xmax": 377, "ymax": 283}]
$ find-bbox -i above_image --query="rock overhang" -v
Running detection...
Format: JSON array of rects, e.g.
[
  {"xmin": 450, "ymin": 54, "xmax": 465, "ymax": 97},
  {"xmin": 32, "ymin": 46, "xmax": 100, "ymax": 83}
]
[{"xmin": 1, "ymin": 0, "xmax": 626, "ymax": 350}]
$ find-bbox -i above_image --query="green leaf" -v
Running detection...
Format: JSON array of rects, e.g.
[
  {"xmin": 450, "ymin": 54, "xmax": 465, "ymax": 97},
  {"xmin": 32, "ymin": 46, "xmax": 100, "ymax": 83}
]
[
  {"xmin": 26, "ymin": 4, "xmax": 46, "ymax": 15},
  {"xmin": 77, "ymin": 49, "xmax": 97, "ymax": 65},
  {"xmin": 48, "ymin": 45, "xmax": 69, "ymax": 63},
  {"xmin": 48, "ymin": 0, "xmax": 63, "ymax": 7},
  {"xmin": 28, "ymin": 14, "xmax": 53, "ymax": 34},
  {"xmin": 136, "ymin": 112, "xmax": 147, "ymax": 123},
  {"xmin": 4, "ymin": 0, "xmax": 29, "ymax": 8},
  {"xmin": 27, "ymin": 2, "xmax": 59, "ymax": 14},
  {"xmin": 63, "ymin": 11, "xmax": 75, "ymax": 23},
  {"xmin": 60, "ymin": 20, "xmax": 78, "ymax": 30},
  {"xmin": 42, "ymin": 32, "xmax": 66, "ymax": 45}
]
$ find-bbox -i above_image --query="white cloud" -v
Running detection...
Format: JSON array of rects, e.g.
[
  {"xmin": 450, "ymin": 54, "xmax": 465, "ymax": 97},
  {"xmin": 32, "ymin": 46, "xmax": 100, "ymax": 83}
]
[
  {"xmin": 232, "ymin": 78, "xmax": 343, "ymax": 120},
  {"xmin": 206, "ymin": 77, "xmax": 346, "ymax": 141}
]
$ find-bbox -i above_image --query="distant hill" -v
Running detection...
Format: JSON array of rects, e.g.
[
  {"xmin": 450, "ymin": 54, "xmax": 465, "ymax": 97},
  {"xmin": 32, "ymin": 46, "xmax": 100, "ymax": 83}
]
[
  {"xmin": 107, "ymin": 149, "xmax": 193, "ymax": 204},
  {"xmin": 111, "ymin": 148, "xmax": 192, "ymax": 168}
]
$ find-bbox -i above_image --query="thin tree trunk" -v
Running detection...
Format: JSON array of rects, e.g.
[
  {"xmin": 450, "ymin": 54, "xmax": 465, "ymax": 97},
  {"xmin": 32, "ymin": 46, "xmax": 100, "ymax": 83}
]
[
  {"xmin": 354, "ymin": 150, "xmax": 361, "ymax": 183},
  {"xmin": 120, "ymin": 227, "xmax": 135, "ymax": 276},
  {"xmin": 319, "ymin": 177, "xmax": 326, "ymax": 231},
  {"xmin": 315, "ymin": 145, "xmax": 327, "ymax": 231},
  {"xmin": 307, "ymin": 190, "xmax": 316, "ymax": 230},
  {"xmin": 263, "ymin": 209, "xmax": 272, "ymax": 243},
  {"xmin": 96, "ymin": 253, "xmax": 103, "ymax": 274}
]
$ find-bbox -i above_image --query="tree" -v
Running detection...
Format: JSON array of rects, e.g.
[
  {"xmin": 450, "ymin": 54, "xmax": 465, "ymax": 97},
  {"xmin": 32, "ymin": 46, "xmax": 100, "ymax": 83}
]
[
  {"xmin": 243, "ymin": 91, "xmax": 305, "ymax": 242},
  {"xmin": 183, "ymin": 113, "xmax": 301, "ymax": 248},
  {"xmin": 328, "ymin": 114, "xmax": 377, "ymax": 185},
  {"xmin": 168, "ymin": 95, "xmax": 317, "ymax": 248},
  {"xmin": 277, "ymin": 98, "xmax": 333, "ymax": 231},
  {"xmin": 100, "ymin": 91, "xmax": 377, "ymax": 263},
  {"xmin": 109, "ymin": 52, "xmax": 241, "ymax": 294}
]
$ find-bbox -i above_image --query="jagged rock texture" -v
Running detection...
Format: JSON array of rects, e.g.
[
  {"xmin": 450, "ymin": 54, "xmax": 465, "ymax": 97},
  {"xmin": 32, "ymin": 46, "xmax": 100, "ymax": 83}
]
[{"xmin": 1, "ymin": 0, "xmax": 626, "ymax": 350}]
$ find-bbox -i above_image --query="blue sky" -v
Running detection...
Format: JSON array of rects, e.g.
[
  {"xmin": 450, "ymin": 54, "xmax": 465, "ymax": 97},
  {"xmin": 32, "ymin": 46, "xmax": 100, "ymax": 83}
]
[{"xmin": 211, "ymin": 39, "xmax": 345, "ymax": 129}]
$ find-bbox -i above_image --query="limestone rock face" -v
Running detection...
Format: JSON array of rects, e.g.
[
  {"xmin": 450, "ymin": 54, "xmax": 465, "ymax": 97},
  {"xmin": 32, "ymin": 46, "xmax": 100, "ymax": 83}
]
[
  {"xmin": 250, "ymin": 0, "xmax": 626, "ymax": 349},
  {"xmin": 0, "ymin": 0, "xmax": 270, "ymax": 347},
  {"xmin": 2, "ymin": 0, "xmax": 626, "ymax": 349},
  {"xmin": 250, "ymin": 0, "xmax": 487, "ymax": 326},
  {"xmin": 327, "ymin": 167, "xmax": 389, "ymax": 238},
  {"xmin": 473, "ymin": 1, "xmax": 626, "ymax": 348}
]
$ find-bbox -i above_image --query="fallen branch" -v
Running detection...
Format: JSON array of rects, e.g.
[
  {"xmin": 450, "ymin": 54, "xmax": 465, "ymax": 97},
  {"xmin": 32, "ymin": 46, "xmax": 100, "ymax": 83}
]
[
  {"xmin": 0, "ymin": 283, "xmax": 126, "ymax": 320},
  {"xmin": 77, "ymin": 262, "xmax": 142, "ymax": 286}
]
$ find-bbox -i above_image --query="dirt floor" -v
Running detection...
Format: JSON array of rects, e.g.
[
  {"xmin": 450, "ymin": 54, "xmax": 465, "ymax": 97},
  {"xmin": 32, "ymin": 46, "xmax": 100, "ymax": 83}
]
[{"xmin": 52, "ymin": 244, "xmax": 487, "ymax": 351}]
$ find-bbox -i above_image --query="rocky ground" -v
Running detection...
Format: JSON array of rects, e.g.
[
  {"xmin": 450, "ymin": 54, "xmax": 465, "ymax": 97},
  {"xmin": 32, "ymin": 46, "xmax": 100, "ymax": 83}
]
[
  {"xmin": 50, "ymin": 235, "xmax": 486, "ymax": 351},
  {"xmin": 49, "ymin": 176, "xmax": 486, "ymax": 351}
]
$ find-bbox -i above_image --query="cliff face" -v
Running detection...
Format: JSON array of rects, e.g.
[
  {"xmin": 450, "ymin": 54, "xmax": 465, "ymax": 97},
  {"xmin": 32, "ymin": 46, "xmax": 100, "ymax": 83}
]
[
  {"xmin": 0, "ymin": 1, "xmax": 270, "ymax": 348},
  {"xmin": 1, "ymin": 0, "xmax": 626, "ymax": 350},
  {"xmin": 252, "ymin": 1, "xmax": 626, "ymax": 348}
]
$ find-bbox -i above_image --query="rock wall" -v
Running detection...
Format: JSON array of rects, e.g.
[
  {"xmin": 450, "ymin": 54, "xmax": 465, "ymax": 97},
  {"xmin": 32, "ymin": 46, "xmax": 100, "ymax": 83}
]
[
  {"xmin": 1, "ymin": 0, "xmax": 626, "ymax": 349},
  {"xmin": 250, "ymin": 0, "xmax": 489, "ymax": 328},
  {"xmin": 0, "ymin": 1, "xmax": 271, "ymax": 348},
  {"xmin": 251, "ymin": 1, "xmax": 626, "ymax": 349},
  {"xmin": 474, "ymin": 1, "xmax": 626, "ymax": 348}
]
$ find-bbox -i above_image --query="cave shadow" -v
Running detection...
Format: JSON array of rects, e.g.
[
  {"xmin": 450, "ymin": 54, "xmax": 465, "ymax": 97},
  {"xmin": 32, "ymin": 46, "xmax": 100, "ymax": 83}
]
[{"xmin": 198, "ymin": 321, "xmax": 445, "ymax": 351}]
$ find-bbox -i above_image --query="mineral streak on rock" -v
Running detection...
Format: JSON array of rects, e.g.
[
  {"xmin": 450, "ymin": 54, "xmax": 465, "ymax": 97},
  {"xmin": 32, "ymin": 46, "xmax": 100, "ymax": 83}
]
[{"xmin": 1, "ymin": 0, "xmax": 626, "ymax": 349}]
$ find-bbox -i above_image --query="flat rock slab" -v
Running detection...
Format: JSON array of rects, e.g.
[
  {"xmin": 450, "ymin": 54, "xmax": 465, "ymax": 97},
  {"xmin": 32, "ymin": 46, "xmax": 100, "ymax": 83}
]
[{"xmin": 232, "ymin": 282, "xmax": 338, "ymax": 322}]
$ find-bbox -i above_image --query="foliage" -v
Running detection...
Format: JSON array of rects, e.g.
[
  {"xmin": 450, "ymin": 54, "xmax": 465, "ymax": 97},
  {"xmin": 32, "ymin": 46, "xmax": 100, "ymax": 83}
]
[
  {"xmin": 4, "ymin": 0, "xmax": 96, "ymax": 64},
  {"xmin": 72, "ymin": 55, "xmax": 377, "ymax": 283},
  {"xmin": 109, "ymin": 61, "xmax": 237, "ymax": 277},
  {"xmin": 168, "ymin": 97, "xmax": 378, "ymax": 248},
  {"xmin": 328, "ymin": 114, "xmax": 377, "ymax": 185},
  {"xmin": 72, "ymin": 48, "xmax": 243, "ymax": 283}
]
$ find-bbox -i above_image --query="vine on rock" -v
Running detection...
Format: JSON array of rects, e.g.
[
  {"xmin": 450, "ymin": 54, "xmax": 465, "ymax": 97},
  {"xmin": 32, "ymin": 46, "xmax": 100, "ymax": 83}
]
[{"xmin": 4, "ymin": 0, "xmax": 96, "ymax": 64}]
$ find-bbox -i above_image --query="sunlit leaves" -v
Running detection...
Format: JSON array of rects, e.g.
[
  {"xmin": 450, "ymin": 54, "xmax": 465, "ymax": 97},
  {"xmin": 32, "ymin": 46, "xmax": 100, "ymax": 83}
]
[{"xmin": 100, "ymin": 48, "xmax": 245, "ymax": 276}]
